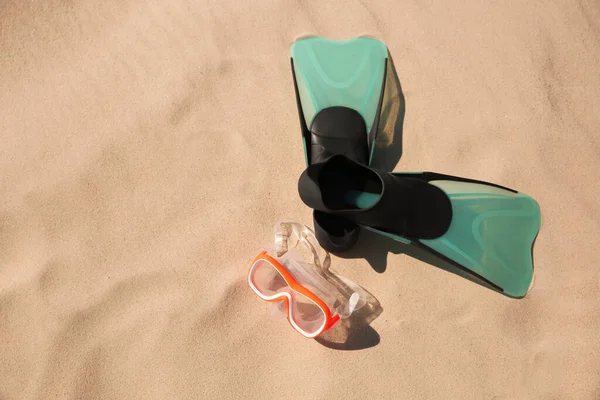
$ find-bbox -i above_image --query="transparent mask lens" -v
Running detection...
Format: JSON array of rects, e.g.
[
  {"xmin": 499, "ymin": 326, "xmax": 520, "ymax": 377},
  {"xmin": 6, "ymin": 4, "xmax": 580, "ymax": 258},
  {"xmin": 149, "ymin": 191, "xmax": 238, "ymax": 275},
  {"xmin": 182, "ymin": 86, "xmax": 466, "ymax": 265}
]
[
  {"xmin": 290, "ymin": 291, "xmax": 326, "ymax": 334},
  {"xmin": 251, "ymin": 259, "xmax": 288, "ymax": 296},
  {"xmin": 251, "ymin": 259, "xmax": 327, "ymax": 334}
]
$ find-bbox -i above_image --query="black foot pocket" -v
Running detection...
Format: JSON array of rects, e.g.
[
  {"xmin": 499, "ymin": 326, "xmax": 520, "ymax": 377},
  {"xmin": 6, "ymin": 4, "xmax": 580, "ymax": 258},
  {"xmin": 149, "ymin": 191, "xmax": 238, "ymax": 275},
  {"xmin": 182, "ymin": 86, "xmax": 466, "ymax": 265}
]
[{"xmin": 313, "ymin": 210, "xmax": 360, "ymax": 253}]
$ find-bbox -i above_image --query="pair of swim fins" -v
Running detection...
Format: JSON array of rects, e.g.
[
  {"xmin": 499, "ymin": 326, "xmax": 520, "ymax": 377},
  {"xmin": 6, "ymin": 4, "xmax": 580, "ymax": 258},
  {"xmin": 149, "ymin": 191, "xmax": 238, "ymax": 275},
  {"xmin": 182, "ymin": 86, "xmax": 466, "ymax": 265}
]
[{"xmin": 290, "ymin": 36, "xmax": 541, "ymax": 298}]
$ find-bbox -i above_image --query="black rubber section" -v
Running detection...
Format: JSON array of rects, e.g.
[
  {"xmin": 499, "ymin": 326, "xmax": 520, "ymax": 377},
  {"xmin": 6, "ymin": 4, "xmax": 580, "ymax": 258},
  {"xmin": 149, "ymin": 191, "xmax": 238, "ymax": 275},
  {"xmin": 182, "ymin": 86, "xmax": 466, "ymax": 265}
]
[
  {"xmin": 310, "ymin": 106, "xmax": 368, "ymax": 165},
  {"xmin": 409, "ymin": 172, "xmax": 518, "ymax": 193},
  {"xmin": 298, "ymin": 154, "xmax": 453, "ymax": 240},
  {"xmin": 313, "ymin": 210, "xmax": 360, "ymax": 253}
]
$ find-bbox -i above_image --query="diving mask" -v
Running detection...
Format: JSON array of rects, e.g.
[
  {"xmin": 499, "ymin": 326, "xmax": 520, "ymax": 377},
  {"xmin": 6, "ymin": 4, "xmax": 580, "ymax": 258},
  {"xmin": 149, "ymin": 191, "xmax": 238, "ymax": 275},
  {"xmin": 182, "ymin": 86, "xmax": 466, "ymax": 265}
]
[{"xmin": 248, "ymin": 219, "xmax": 367, "ymax": 338}]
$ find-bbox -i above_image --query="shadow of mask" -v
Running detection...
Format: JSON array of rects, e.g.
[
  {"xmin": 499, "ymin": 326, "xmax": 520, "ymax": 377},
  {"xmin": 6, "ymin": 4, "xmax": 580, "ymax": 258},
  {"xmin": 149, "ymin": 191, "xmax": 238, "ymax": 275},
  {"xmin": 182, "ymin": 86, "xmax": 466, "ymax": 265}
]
[{"xmin": 315, "ymin": 280, "xmax": 383, "ymax": 350}]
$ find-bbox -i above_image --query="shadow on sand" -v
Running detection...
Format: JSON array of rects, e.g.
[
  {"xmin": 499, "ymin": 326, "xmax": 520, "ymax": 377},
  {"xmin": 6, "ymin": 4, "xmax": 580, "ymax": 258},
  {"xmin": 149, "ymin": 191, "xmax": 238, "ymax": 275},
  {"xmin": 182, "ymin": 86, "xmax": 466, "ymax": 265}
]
[
  {"xmin": 370, "ymin": 52, "xmax": 405, "ymax": 172},
  {"xmin": 315, "ymin": 284, "xmax": 383, "ymax": 351},
  {"xmin": 335, "ymin": 229, "xmax": 508, "ymax": 297}
]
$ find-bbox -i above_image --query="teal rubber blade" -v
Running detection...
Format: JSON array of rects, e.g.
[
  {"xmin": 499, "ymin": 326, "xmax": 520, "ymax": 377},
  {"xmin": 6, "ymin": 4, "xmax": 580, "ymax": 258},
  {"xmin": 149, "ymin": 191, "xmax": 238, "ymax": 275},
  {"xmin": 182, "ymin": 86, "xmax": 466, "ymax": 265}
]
[
  {"xmin": 291, "ymin": 36, "xmax": 388, "ymax": 165},
  {"xmin": 359, "ymin": 177, "xmax": 541, "ymax": 298}
]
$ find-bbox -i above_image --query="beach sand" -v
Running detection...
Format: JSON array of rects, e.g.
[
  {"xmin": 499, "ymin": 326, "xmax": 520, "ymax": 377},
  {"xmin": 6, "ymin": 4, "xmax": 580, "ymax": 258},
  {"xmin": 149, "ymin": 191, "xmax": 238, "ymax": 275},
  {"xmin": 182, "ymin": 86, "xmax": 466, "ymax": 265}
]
[{"xmin": 1, "ymin": 0, "xmax": 599, "ymax": 398}]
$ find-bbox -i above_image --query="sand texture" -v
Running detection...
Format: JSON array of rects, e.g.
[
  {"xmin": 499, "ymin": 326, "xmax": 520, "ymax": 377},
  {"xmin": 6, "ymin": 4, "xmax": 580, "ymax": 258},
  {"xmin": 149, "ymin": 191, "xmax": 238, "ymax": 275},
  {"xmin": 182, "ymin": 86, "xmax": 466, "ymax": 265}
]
[{"xmin": 1, "ymin": 0, "xmax": 600, "ymax": 398}]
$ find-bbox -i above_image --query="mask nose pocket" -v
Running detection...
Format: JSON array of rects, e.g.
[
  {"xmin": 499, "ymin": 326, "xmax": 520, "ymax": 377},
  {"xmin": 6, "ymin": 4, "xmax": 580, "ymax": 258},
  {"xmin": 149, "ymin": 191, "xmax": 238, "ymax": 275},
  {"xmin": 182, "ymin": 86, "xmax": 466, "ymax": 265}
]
[{"xmin": 270, "ymin": 299, "xmax": 288, "ymax": 318}]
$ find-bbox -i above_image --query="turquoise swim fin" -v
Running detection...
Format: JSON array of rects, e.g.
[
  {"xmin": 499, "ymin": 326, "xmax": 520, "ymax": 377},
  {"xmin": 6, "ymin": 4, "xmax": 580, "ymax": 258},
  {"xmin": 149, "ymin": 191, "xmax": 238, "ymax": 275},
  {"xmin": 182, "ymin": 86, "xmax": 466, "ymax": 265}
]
[
  {"xmin": 290, "ymin": 36, "xmax": 389, "ymax": 252},
  {"xmin": 298, "ymin": 154, "xmax": 541, "ymax": 298},
  {"xmin": 364, "ymin": 178, "xmax": 540, "ymax": 297},
  {"xmin": 290, "ymin": 36, "xmax": 388, "ymax": 166}
]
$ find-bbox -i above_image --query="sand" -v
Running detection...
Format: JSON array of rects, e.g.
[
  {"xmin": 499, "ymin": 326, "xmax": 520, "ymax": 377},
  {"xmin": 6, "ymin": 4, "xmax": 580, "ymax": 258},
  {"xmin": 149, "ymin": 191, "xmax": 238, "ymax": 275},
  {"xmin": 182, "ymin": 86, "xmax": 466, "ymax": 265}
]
[{"xmin": 1, "ymin": 0, "xmax": 600, "ymax": 398}]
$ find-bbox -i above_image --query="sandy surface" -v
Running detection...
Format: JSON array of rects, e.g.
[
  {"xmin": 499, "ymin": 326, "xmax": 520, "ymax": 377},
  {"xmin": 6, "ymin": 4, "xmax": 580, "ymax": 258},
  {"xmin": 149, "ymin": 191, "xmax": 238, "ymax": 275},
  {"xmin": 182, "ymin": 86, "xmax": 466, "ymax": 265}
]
[{"xmin": 1, "ymin": 0, "xmax": 600, "ymax": 398}]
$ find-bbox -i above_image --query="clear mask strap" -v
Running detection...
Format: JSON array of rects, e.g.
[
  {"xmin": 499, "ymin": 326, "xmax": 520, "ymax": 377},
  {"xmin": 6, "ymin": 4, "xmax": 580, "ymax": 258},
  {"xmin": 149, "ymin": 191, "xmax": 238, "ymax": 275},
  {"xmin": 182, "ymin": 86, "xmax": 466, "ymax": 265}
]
[
  {"xmin": 273, "ymin": 219, "xmax": 365, "ymax": 320},
  {"xmin": 273, "ymin": 219, "xmax": 329, "ymax": 270}
]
